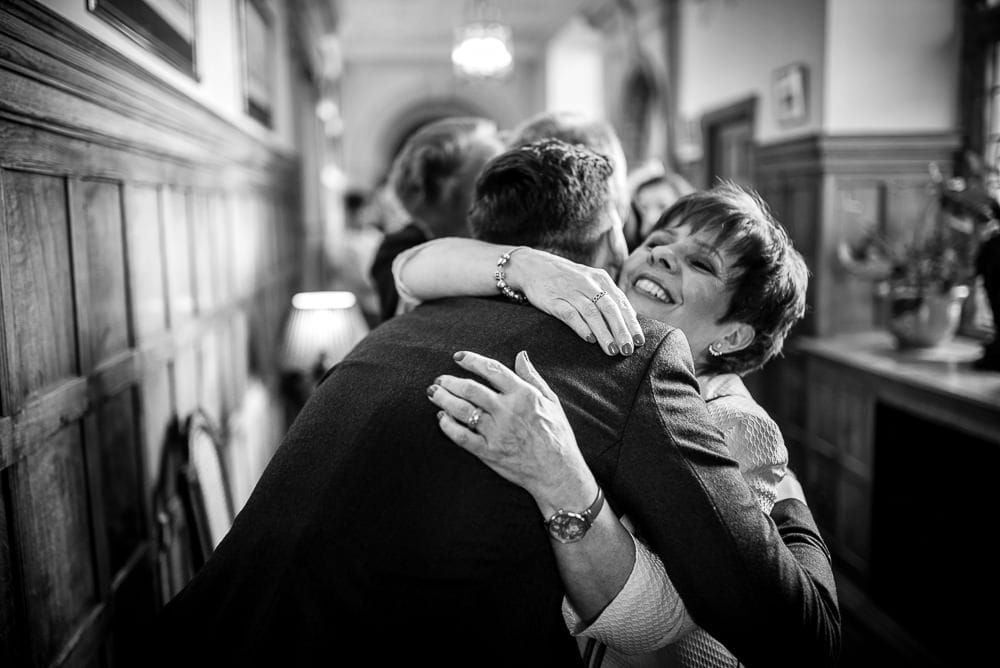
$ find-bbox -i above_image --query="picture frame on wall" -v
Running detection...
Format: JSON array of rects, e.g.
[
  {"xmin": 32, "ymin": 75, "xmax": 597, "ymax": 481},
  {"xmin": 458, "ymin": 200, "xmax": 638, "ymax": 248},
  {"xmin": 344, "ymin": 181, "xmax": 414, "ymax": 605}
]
[
  {"xmin": 88, "ymin": 0, "xmax": 198, "ymax": 78},
  {"xmin": 773, "ymin": 63, "xmax": 808, "ymax": 126},
  {"xmin": 239, "ymin": 0, "xmax": 275, "ymax": 128}
]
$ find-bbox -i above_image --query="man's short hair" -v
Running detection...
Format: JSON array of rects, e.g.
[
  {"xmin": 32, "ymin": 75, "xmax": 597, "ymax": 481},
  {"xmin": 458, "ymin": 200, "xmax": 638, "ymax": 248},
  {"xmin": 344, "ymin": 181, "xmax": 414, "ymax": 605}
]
[
  {"xmin": 508, "ymin": 111, "xmax": 629, "ymax": 217},
  {"xmin": 468, "ymin": 139, "xmax": 614, "ymax": 265},
  {"xmin": 652, "ymin": 181, "xmax": 809, "ymax": 376},
  {"xmin": 389, "ymin": 117, "xmax": 499, "ymax": 218}
]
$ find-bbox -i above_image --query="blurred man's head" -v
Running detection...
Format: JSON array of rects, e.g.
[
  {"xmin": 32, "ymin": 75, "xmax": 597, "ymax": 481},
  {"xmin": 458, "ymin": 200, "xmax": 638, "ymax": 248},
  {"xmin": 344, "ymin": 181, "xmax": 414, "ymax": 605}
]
[
  {"xmin": 508, "ymin": 111, "xmax": 629, "ymax": 221},
  {"xmin": 389, "ymin": 117, "xmax": 504, "ymax": 238},
  {"xmin": 468, "ymin": 139, "xmax": 627, "ymax": 274}
]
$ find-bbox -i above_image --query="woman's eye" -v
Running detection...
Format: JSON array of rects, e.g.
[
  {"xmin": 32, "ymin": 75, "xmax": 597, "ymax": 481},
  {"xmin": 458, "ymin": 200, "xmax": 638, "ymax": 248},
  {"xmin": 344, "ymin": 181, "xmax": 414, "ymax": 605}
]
[{"xmin": 690, "ymin": 258, "xmax": 714, "ymax": 273}]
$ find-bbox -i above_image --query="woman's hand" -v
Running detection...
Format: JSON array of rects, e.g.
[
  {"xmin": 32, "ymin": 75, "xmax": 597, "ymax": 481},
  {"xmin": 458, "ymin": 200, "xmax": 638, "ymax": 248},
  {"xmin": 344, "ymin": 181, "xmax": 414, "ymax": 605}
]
[
  {"xmin": 507, "ymin": 249, "xmax": 644, "ymax": 356},
  {"xmin": 427, "ymin": 349, "xmax": 599, "ymax": 517}
]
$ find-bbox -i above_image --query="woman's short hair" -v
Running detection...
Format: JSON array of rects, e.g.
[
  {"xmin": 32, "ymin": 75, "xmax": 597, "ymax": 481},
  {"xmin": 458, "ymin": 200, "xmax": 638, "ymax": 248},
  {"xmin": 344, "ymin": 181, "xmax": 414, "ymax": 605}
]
[{"xmin": 652, "ymin": 181, "xmax": 809, "ymax": 376}]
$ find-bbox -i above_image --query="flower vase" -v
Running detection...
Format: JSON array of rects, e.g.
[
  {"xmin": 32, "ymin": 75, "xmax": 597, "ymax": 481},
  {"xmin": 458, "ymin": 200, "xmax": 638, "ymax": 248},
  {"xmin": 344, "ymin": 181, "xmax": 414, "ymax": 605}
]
[{"xmin": 886, "ymin": 284, "xmax": 970, "ymax": 350}]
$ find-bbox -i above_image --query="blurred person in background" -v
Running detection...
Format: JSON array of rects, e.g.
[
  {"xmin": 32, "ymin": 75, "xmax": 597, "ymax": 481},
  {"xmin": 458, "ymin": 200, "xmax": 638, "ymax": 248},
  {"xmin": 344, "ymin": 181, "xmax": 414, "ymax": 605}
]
[
  {"xmin": 508, "ymin": 110, "xmax": 631, "ymax": 226},
  {"xmin": 325, "ymin": 189, "xmax": 383, "ymax": 327},
  {"xmin": 625, "ymin": 160, "xmax": 695, "ymax": 251},
  {"xmin": 368, "ymin": 116, "xmax": 504, "ymax": 322}
]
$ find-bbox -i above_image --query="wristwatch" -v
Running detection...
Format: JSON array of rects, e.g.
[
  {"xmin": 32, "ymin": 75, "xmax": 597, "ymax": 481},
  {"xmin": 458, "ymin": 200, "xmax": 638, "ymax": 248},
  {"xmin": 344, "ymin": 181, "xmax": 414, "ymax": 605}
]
[{"xmin": 544, "ymin": 487, "xmax": 605, "ymax": 544}]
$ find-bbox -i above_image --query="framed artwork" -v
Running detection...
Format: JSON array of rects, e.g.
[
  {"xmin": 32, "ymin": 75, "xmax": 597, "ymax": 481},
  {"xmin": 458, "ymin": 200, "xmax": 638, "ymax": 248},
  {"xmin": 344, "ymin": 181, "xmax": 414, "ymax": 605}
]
[
  {"xmin": 773, "ymin": 63, "xmax": 808, "ymax": 126},
  {"xmin": 239, "ymin": 0, "xmax": 275, "ymax": 128},
  {"xmin": 88, "ymin": 0, "xmax": 198, "ymax": 78}
]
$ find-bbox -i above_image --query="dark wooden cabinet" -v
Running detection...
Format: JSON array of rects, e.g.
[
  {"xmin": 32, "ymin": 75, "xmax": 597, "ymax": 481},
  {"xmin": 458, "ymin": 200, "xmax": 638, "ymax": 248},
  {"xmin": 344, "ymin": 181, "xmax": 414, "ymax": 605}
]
[{"xmin": 790, "ymin": 332, "xmax": 1000, "ymax": 667}]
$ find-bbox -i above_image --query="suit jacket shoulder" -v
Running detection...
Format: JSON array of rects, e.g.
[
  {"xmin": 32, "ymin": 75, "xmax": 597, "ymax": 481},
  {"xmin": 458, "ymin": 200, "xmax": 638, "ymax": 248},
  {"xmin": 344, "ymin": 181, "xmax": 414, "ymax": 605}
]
[{"xmin": 610, "ymin": 327, "xmax": 841, "ymax": 667}]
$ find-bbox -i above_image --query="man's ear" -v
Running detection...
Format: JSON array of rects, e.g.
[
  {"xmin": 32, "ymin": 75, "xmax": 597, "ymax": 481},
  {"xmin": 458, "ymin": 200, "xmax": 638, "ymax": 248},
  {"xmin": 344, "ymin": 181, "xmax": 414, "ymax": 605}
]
[
  {"xmin": 592, "ymin": 218, "xmax": 628, "ymax": 276},
  {"xmin": 716, "ymin": 323, "xmax": 755, "ymax": 354}
]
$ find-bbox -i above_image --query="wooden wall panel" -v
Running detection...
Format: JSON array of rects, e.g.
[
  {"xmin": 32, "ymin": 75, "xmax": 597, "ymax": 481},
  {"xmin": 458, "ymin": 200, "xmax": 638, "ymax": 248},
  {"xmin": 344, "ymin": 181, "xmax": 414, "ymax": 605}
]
[
  {"xmin": 138, "ymin": 362, "xmax": 173, "ymax": 493},
  {"xmin": 198, "ymin": 329, "xmax": 222, "ymax": 423},
  {"xmin": 123, "ymin": 184, "xmax": 167, "ymax": 344},
  {"xmin": 75, "ymin": 178, "xmax": 130, "ymax": 369},
  {"xmin": 93, "ymin": 389, "xmax": 143, "ymax": 577},
  {"xmin": 161, "ymin": 187, "xmax": 195, "ymax": 326},
  {"xmin": 209, "ymin": 194, "xmax": 234, "ymax": 305},
  {"xmin": 11, "ymin": 425, "xmax": 97, "ymax": 667},
  {"xmin": 230, "ymin": 194, "xmax": 258, "ymax": 297},
  {"xmin": 0, "ymin": 3, "xmax": 306, "ymax": 666},
  {"xmin": 172, "ymin": 348, "xmax": 199, "ymax": 421},
  {"xmin": 191, "ymin": 192, "xmax": 215, "ymax": 314},
  {"xmin": 0, "ymin": 484, "xmax": 25, "ymax": 666},
  {"xmin": 229, "ymin": 311, "xmax": 250, "ymax": 407},
  {"xmin": 1, "ymin": 170, "xmax": 77, "ymax": 408}
]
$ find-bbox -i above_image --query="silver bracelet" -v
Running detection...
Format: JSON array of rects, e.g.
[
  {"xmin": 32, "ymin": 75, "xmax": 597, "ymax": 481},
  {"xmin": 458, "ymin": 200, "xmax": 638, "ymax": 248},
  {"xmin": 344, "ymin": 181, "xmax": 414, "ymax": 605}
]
[{"xmin": 495, "ymin": 247, "xmax": 528, "ymax": 304}]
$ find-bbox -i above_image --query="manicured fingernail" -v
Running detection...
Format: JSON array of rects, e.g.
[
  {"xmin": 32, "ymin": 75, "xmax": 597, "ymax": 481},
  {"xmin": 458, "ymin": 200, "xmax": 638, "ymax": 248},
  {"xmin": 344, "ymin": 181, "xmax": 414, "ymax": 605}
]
[
  {"xmin": 621, "ymin": 342, "xmax": 634, "ymax": 356},
  {"xmin": 522, "ymin": 350, "xmax": 530, "ymax": 363},
  {"xmin": 586, "ymin": 334, "xmax": 597, "ymax": 344},
  {"xmin": 453, "ymin": 351, "xmax": 466, "ymax": 361},
  {"xmin": 634, "ymin": 334, "xmax": 645, "ymax": 346},
  {"xmin": 437, "ymin": 411, "xmax": 445, "ymax": 421},
  {"xmin": 434, "ymin": 376, "xmax": 442, "ymax": 386},
  {"xmin": 427, "ymin": 384, "xmax": 438, "ymax": 398},
  {"xmin": 608, "ymin": 342, "xmax": 619, "ymax": 355}
]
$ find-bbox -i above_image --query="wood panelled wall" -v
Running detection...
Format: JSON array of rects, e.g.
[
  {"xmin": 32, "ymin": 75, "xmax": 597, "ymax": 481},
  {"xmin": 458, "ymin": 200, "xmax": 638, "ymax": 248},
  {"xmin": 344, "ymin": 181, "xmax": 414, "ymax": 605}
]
[
  {"xmin": 0, "ymin": 2, "xmax": 303, "ymax": 666},
  {"xmin": 750, "ymin": 132, "xmax": 960, "ymax": 519},
  {"xmin": 756, "ymin": 133, "xmax": 960, "ymax": 338}
]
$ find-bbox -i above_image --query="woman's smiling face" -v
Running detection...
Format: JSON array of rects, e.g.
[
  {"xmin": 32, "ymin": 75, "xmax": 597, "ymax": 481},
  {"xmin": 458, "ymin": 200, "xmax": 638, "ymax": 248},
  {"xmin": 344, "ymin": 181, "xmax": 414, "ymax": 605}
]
[{"xmin": 618, "ymin": 222, "xmax": 742, "ymax": 366}]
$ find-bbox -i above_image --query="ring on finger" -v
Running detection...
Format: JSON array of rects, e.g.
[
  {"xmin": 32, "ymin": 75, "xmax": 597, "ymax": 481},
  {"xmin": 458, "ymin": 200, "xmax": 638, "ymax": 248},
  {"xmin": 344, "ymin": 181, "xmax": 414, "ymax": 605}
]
[
  {"xmin": 467, "ymin": 407, "xmax": 483, "ymax": 431},
  {"xmin": 591, "ymin": 290, "xmax": 608, "ymax": 305}
]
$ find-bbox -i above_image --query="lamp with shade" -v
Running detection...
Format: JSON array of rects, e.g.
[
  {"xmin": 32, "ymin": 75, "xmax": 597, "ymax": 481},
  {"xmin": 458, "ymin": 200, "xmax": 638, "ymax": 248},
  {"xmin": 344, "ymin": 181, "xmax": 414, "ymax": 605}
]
[{"xmin": 281, "ymin": 291, "xmax": 370, "ymax": 417}]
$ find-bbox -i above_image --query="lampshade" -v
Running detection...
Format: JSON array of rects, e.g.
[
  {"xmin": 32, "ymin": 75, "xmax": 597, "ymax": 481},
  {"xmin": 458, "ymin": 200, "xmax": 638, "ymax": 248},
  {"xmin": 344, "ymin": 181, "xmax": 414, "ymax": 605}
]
[
  {"xmin": 451, "ymin": 0, "xmax": 513, "ymax": 81},
  {"xmin": 282, "ymin": 291, "xmax": 369, "ymax": 376}
]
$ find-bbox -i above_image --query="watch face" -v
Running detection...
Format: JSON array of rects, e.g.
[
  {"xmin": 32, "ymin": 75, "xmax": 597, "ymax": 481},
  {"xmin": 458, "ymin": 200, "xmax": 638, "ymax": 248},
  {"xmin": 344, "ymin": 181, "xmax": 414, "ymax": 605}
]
[{"xmin": 547, "ymin": 511, "xmax": 589, "ymax": 543}]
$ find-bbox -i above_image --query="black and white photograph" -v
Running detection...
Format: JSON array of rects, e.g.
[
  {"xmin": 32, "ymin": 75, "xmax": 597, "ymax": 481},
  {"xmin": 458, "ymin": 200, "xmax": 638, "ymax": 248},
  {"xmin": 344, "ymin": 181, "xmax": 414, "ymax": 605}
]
[{"xmin": 0, "ymin": 1, "xmax": 997, "ymax": 667}]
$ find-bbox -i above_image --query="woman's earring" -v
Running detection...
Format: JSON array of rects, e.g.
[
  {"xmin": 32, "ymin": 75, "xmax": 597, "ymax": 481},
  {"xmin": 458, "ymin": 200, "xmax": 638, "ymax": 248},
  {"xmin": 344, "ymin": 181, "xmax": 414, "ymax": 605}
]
[{"xmin": 708, "ymin": 343, "xmax": 723, "ymax": 357}]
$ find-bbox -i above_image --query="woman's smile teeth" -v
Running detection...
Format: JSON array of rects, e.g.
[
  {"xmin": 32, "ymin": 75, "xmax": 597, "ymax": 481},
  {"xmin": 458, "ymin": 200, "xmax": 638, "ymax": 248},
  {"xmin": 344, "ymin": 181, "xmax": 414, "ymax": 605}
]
[{"xmin": 635, "ymin": 278, "xmax": 674, "ymax": 303}]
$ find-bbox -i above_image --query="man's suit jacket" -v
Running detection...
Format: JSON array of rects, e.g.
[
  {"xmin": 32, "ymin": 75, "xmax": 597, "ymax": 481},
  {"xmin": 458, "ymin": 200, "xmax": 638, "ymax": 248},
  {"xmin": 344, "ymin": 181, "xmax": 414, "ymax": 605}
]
[{"xmin": 153, "ymin": 297, "xmax": 839, "ymax": 667}]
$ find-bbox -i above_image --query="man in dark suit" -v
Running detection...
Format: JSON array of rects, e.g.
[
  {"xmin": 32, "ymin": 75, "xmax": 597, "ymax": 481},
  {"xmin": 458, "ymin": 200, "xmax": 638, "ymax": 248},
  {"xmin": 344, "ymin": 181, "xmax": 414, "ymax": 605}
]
[{"xmin": 153, "ymin": 140, "xmax": 838, "ymax": 667}]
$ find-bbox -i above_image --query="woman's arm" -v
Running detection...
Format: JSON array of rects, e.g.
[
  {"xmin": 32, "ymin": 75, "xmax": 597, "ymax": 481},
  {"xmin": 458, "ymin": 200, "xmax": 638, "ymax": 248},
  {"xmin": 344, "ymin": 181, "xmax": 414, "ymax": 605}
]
[
  {"xmin": 561, "ymin": 530, "xmax": 697, "ymax": 653},
  {"xmin": 393, "ymin": 237, "xmax": 513, "ymax": 304},
  {"xmin": 393, "ymin": 238, "xmax": 644, "ymax": 355},
  {"xmin": 428, "ymin": 349, "xmax": 695, "ymax": 653},
  {"xmin": 430, "ymin": 349, "xmax": 840, "ymax": 665},
  {"xmin": 428, "ymin": 349, "xmax": 634, "ymax": 617}
]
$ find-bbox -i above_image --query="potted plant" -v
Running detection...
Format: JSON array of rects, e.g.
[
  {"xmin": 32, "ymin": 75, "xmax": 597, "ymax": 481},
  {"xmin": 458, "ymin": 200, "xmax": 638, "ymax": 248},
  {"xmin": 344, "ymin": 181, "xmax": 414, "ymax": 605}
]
[{"xmin": 840, "ymin": 152, "xmax": 1000, "ymax": 351}]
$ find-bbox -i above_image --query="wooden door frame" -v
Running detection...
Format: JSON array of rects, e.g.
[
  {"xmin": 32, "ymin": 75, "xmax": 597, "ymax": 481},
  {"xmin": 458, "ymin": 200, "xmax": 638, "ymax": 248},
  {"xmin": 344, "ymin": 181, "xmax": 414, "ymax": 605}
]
[{"xmin": 701, "ymin": 96, "xmax": 758, "ymax": 187}]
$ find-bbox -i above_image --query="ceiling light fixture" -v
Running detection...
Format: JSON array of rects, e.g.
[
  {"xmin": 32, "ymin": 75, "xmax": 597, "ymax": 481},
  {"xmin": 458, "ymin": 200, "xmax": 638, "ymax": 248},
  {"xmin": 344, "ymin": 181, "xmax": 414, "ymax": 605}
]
[{"xmin": 451, "ymin": 0, "xmax": 513, "ymax": 81}]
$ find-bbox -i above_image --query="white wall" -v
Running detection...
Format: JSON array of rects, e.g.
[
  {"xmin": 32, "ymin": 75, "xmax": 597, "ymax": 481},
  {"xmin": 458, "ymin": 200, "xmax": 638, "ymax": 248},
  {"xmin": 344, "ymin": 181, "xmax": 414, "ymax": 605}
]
[
  {"xmin": 825, "ymin": 0, "xmax": 958, "ymax": 132},
  {"xmin": 546, "ymin": 16, "xmax": 605, "ymax": 118},
  {"xmin": 675, "ymin": 0, "xmax": 960, "ymax": 148},
  {"xmin": 39, "ymin": 0, "xmax": 298, "ymax": 152},
  {"xmin": 678, "ymin": 0, "xmax": 826, "ymax": 145}
]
